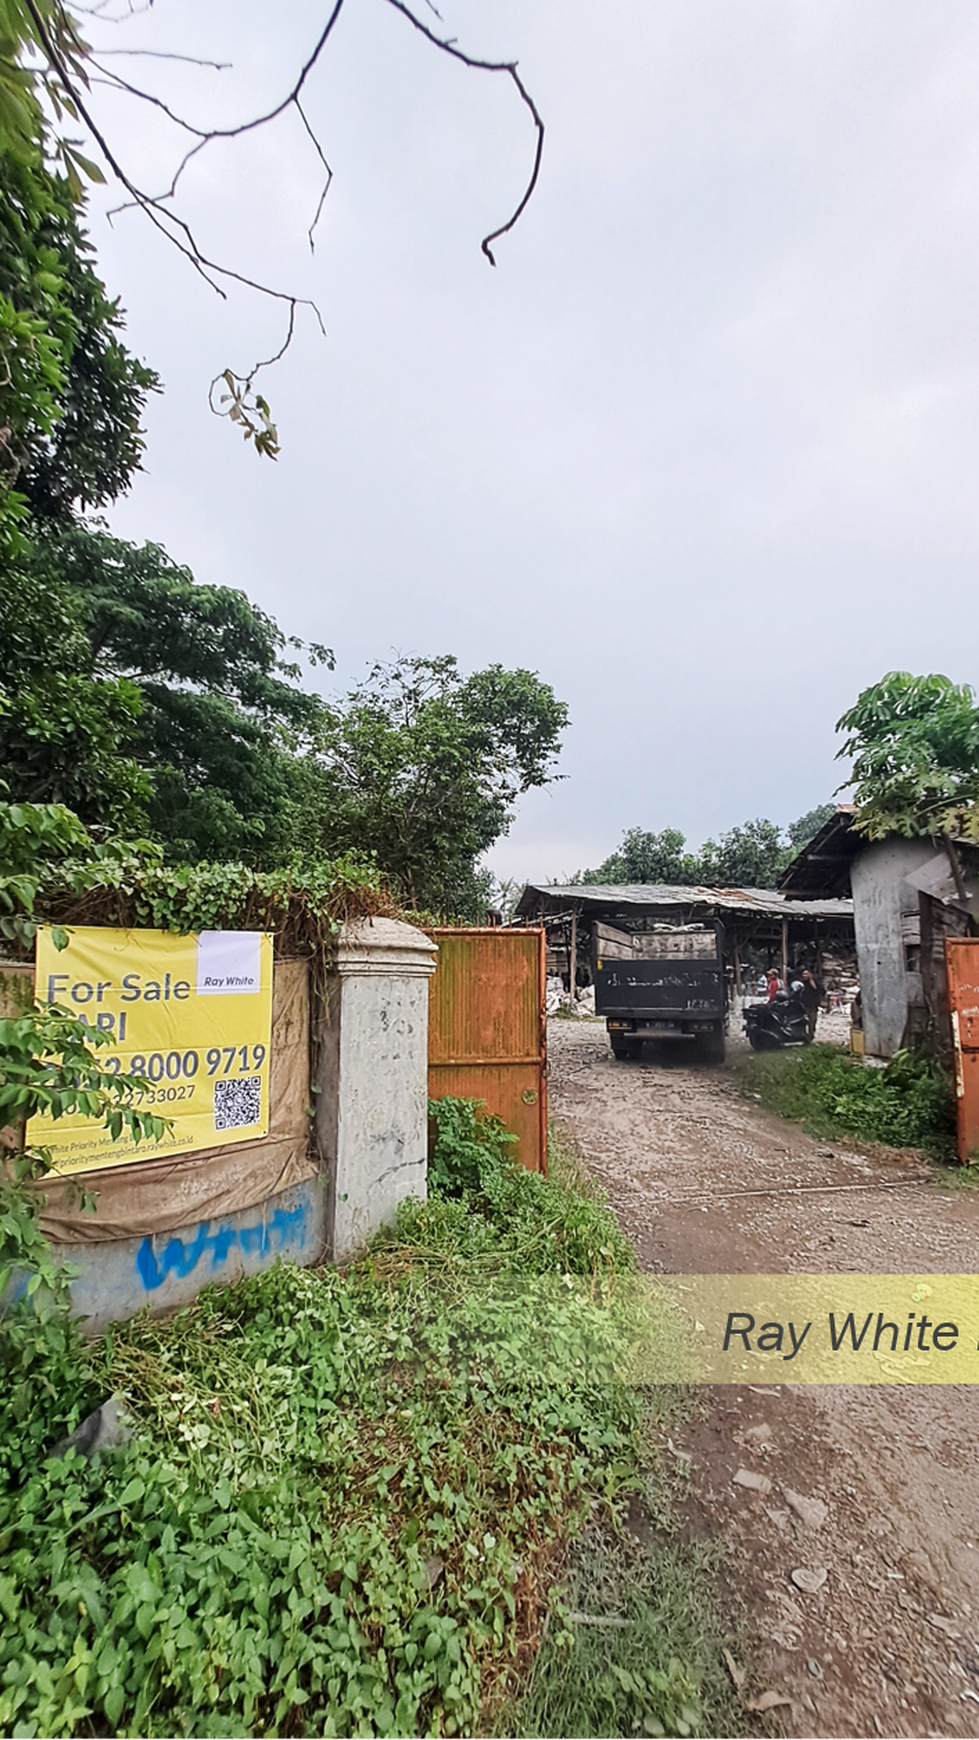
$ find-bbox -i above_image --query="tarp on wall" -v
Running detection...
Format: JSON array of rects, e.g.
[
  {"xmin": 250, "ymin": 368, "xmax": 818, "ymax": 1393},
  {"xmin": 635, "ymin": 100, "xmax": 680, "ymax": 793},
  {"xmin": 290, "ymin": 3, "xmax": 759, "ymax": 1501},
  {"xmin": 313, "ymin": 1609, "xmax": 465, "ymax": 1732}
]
[{"xmin": 1, "ymin": 957, "xmax": 315, "ymax": 1243}]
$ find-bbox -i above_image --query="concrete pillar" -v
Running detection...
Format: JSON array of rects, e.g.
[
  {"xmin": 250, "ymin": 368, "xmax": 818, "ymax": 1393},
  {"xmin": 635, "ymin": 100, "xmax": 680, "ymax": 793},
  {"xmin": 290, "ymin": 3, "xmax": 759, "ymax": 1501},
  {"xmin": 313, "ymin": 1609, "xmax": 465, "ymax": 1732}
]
[{"xmin": 316, "ymin": 918, "xmax": 438, "ymax": 1262}]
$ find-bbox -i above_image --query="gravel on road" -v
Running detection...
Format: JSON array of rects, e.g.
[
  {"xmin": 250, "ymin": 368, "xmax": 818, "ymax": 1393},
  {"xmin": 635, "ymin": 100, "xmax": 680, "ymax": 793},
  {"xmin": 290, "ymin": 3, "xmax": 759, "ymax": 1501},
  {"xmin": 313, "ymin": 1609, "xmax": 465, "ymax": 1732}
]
[{"xmin": 548, "ymin": 1018, "xmax": 979, "ymax": 1740}]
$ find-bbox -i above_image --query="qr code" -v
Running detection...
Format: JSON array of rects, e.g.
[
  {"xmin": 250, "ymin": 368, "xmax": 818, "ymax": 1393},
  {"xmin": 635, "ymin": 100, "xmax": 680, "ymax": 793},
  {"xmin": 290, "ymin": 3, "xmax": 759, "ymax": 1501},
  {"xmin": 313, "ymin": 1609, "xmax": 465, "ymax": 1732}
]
[{"xmin": 214, "ymin": 1075, "xmax": 262, "ymax": 1132}]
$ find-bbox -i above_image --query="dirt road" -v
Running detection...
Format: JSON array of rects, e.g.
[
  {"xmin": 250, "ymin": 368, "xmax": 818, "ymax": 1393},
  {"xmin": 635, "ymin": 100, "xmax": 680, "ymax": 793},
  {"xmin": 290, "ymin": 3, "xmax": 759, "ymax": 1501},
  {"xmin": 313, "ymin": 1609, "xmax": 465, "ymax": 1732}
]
[{"xmin": 547, "ymin": 1019, "xmax": 979, "ymax": 1740}]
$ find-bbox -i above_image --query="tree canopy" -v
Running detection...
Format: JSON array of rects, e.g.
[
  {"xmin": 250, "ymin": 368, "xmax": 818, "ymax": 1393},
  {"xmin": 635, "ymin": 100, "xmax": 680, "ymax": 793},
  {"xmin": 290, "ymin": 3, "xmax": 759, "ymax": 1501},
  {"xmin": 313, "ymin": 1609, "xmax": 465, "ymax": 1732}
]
[
  {"xmin": 581, "ymin": 806, "xmax": 834, "ymax": 890},
  {"xmin": 786, "ymin": 802, "xmax": 835, "ymax": 847},
  {"xmin": 0, "ymin": 11, "xmax": 566, "ymax": 913},
  {"xmin": 0, "ymin": 137, "xmax": 157, "ymax": 543},
  {"xmin": 836, "ymin": 672, "xmax": 979, "ymax": 843},
  {"xmin": 307, "ymin": 656, "xmax": 568, "ymax": 914},
  {"xmin": 582, "ymin": 827, "xmax": 699, "ymax": 886},
  {"xmin": 1, "ymin": 523, "xmax": 334, "ymax": 861},
  {"xmin": 699, "ymin": 818, "xmax": 787, "ymax": 888}
]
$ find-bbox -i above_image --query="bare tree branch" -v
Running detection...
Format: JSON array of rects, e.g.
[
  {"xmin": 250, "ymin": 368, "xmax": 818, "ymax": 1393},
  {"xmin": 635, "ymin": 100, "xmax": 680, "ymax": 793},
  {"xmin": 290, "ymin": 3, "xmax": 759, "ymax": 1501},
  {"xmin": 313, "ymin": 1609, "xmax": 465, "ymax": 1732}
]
[
  {"xmin": 94, "ymin": 49, "xmax": 233, "ymax": 68},
  {"xmin": 295, "ymin": 97, "xmax": 334, "ymax": 252},
  {"xmin": 381, "ymin": 0, "xmax": 545, "ymax": 265},
  {"xmin": 72, "ymin": 0, "xmax": 153, "ymax": 19},
  {"xmin": 23, "ymin": 0, "xmax": 334, "ymax": 328},
  {"xmin": 23, "ymin": 0, "xmax": 545, "ymax": 448},
  {"xmin": 86, "ymin": 0, "xmax": 542, "ymax": 270}
]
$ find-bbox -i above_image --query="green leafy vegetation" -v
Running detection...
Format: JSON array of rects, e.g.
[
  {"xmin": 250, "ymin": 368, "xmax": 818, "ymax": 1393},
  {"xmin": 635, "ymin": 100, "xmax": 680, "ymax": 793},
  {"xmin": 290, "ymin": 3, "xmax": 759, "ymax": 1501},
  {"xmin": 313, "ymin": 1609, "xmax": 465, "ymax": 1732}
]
[
  {"xmin": 508, "ymin": 1516, "xmax": 743, "ymax": 1740},
  {"xmin": 0, "ymin": 798, "xmax": 91, "ymax": 949},
  {"xmin": 8, "ymin": 523, "xmax": 334, "ymax": 858},
  {"xmin": 0, "ymin": 145, "xmax": 157, "ymax": 527},
  {"xmin": 425, "ymin": 1097, "xmax": 636, "ymax": 1277},
  {"xmin": 0, "ymin": 1107, "xmax": 730, "ymax": 1740},
  {"xmin": 837, "ymin": 670, "xmax": 979, "ymax": 844},
  {"xmin": 0, "ymin": 798, "xmax": 392, "ymax": 962},
  {"xmin": 308, "ymin": 655, "xmax": 568, "ymax": 916},
  {"xmin": 0, "ymin": 110, "xmax": 156, "ymax": 549},
  {"xmin": 4, "ymin": 557, "xmax": 568, "ymax": 894},
  {"xmin": 736, "ymin": 1043, "xmax": 957, "ymax": 1162},
  {"xmin": 582, "ymin": 806, "xmax": 835, "ymax": 889},
  {"xmin": 0, "ymin": 1001, "xmax": 165, "ymax": 1488},
  {"xmin": 0, "ymin": 2, "xmax": 90, "ymax": 165}
]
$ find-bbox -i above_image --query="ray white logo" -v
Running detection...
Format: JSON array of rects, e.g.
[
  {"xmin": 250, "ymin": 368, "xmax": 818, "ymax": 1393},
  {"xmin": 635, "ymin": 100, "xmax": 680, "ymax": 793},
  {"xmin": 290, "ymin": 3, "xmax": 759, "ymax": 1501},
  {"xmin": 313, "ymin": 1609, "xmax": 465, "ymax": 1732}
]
[{"xmin": 196, "ymin": 931, "xmax": 262, "ymax": 995}]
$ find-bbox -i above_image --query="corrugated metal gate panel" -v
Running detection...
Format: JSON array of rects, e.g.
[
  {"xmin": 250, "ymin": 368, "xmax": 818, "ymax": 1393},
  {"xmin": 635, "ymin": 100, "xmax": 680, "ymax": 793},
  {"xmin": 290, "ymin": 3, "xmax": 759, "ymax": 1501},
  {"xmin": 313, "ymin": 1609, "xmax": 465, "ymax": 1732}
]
[
  {"xmin": 426, "ymin": 928, "xmax": 546, "ymax": 1173},
  {"xmin": 946, "ymin": 939, "xmax": 979, "ymax": 1164}
]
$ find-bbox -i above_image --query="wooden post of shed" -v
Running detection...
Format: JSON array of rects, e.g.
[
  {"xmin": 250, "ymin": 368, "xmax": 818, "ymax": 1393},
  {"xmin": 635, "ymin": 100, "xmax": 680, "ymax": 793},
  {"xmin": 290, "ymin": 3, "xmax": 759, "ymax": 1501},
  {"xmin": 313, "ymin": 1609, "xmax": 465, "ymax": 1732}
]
[
  {"xmin": 731, "ymin": 933, "xmax": 742, "ymax": 1000},
  {"xmin": 781, "ymin": 916, "xmax": 789, "ymax": 987},
  {"xmin": 570, "ymin": 908, "xmax": 578, "ymax": 1004}
]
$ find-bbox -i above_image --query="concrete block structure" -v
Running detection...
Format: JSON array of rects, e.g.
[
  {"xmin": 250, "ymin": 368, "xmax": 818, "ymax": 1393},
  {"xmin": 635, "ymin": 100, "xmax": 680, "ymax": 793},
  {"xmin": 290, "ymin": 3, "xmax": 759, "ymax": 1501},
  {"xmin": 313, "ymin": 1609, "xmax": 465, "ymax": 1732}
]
[
  {"xmin": 5, "ymin": 918, "xmax": 438, "ymax": 1330},
  {"xmin": 850, "ymin": 838, "xmax": 937, "ymax": 1059},
  {"xmin": 315, "ymin": 918, "xmax": 438, "ymax": 1262}
]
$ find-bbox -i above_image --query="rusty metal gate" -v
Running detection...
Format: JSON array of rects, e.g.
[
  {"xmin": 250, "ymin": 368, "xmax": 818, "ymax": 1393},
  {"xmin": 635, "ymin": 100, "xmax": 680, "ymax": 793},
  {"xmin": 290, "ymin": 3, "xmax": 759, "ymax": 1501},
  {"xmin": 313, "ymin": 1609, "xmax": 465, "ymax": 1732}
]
[
  {"xmin": 946, "ymin": 938, "xmax": 979, "ymax": 1164},
  {"xmin": 426, "ymin": 927, "xmax": 547, "ymax": 1173}
]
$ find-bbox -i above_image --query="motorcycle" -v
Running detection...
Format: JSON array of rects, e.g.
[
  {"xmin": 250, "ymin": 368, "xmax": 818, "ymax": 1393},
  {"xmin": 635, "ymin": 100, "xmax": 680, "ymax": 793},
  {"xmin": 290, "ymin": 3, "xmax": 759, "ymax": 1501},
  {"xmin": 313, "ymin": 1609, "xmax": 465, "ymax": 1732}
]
[{"xmin": 743, "ymin": 984, "xmax": 811, "ymax": 1051}]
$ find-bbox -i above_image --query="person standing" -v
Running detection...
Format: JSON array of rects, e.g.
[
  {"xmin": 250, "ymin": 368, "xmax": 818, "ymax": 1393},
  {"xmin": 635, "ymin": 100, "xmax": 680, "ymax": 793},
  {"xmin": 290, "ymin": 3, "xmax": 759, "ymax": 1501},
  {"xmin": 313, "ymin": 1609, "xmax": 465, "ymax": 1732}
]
[
  {"xmin": 800, "ymin": 968, "xmax": 821, "ymax": 1041},
  {"xmin": 766, "ymin": 968, "xmax": 781, "ymax": 1001}
]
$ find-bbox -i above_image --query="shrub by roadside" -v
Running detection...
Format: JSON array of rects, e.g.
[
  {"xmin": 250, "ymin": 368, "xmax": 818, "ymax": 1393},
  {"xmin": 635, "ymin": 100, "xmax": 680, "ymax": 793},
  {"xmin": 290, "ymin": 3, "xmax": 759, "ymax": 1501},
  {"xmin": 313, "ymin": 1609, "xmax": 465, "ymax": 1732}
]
[
  {"xmin": 735, "ymin": 1043, "xmax": 957, "ymax": 1162},
  {"xmin": 0, "ymin": 1100, "xmax": 731, "ymax": 1739},
  {"xmin": 508, "ymin": 1513, "xmax": 742, "ymax": 1740}
]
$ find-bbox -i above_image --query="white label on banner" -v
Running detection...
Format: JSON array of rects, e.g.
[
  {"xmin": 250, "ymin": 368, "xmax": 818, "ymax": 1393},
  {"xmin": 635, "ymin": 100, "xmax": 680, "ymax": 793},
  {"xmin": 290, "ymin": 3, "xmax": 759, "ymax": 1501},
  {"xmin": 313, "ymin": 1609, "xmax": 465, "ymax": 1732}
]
[{"xmin": 196, "ymin": 930, "xmax": 262, "ymax": 995}]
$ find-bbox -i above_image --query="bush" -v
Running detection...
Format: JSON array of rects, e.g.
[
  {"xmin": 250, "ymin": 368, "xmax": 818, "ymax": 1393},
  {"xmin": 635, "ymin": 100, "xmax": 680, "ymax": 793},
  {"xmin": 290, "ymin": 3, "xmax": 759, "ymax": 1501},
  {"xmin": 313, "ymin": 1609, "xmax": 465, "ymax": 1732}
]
[
  {"xmin": 423, "ymin": 1096, "xmax": 636, "ymax": 1278},
  {"xmin": 737, "ymin": 1044, "xmax": 957, "ymax": 1161},
  {"xmin": 0, "ymin": 1112, "xmax": 650, "ymax": 1739},
  {"xmin": 511, "ymin": 1521, "xmax": 739, "ymax": 1740}
]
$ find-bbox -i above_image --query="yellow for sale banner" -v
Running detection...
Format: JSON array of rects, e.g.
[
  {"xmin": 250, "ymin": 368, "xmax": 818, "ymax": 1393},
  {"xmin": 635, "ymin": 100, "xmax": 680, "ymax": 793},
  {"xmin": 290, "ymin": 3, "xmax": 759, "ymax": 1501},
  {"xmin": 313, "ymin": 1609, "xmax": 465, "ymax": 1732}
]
[{"xmin": 29, "ymin": 926, "xmax": 274, "ymax": 1176}]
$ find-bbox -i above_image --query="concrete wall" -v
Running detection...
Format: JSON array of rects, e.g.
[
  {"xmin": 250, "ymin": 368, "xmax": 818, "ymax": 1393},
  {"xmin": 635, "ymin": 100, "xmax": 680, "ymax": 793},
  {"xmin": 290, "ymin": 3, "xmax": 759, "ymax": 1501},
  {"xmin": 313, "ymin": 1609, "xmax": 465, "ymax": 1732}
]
[
  {"xmin": 851, "ymin": 838, "xmax": 935, "ymax": 1058},
  {"xmin": 9, "ymin": 917, "xmax": 437, "ymax": 1331},
  {"xmin": 57, "ymin": 1177, "xmax": 325, "ymax": 1335},
  {"xmin": 315, "ymin": 918, "xmax": 437, "ymax": 1262}
]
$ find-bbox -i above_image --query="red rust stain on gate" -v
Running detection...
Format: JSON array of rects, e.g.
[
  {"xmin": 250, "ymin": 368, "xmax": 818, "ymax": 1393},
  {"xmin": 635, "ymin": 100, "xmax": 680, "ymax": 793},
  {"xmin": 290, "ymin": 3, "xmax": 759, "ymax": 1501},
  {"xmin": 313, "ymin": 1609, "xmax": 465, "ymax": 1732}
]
[
  {"xmin": 947, "ymin": 939, "xmax": 979, "ymax": 1165},
  {"xmin": 426, "ymin": 928, "xmax": 547, "ymax": 1173}
]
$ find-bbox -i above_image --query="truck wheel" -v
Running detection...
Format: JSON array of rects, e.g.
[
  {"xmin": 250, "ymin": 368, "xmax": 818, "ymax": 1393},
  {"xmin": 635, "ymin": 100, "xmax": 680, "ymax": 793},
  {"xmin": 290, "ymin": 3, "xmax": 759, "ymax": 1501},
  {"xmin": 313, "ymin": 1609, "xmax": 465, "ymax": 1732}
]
[
  {"xmin": 699, "ymin": 1030, "xmax": 726, "ymax": 1066},
  {"xmin": 611, "ymin": 1037, "xmax": 639, "ymax": 1060}
]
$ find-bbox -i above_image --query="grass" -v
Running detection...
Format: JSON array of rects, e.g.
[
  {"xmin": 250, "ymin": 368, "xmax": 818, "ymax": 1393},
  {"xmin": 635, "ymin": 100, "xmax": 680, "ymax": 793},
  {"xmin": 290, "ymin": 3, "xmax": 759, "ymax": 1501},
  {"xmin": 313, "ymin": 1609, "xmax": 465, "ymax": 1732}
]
[
  {"xmin": 0, "ymin": 1103, "xmax": 743, "ymax": 1739},
  {"xmin": 735, "ymin": 1042, "xmax": 958, "ymax": 1162},
  {"xmin": 500, "ymin": 1395, "xmax": 747, "ymax": 1740}
]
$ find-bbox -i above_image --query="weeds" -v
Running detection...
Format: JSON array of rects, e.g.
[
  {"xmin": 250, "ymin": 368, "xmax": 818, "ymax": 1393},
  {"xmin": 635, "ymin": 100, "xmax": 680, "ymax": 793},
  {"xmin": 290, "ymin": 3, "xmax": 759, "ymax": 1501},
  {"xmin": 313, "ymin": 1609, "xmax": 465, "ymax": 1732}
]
[
  {"xmin": 736, "ymin": 1043, "xmax": 957, "ymax": 1162},
  {"xmin": 504, "ymin": 1406, "xmax": 745, "ymax": 1740},
  {"xmin": 0, "ymin": 1105, "xmax": 682, "ymax": 1739},
  {"xmin": 0, "ymin": 1103, "xmax": 734, "ymax": 1738},
  {"xmin": 422, "ymin": 1097, "xmax": 636, "ymax": 1279}
]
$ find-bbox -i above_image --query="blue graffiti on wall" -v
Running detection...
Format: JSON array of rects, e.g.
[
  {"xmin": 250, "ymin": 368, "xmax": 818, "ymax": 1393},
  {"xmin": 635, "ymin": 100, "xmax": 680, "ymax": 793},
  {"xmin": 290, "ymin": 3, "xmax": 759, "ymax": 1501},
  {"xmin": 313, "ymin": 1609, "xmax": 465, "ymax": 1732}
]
[{"xmin": 135, "ymin": 1199, "xmax": 310, "ymax": 1291}]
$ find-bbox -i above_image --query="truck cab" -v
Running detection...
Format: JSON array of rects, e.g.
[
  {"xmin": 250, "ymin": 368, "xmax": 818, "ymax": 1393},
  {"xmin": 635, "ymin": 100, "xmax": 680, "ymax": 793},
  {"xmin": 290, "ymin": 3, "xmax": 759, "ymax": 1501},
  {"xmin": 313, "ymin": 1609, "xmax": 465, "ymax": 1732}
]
[{"xmin": 592, "ymin": 919, "xmax": 727, "ymax": 1063}]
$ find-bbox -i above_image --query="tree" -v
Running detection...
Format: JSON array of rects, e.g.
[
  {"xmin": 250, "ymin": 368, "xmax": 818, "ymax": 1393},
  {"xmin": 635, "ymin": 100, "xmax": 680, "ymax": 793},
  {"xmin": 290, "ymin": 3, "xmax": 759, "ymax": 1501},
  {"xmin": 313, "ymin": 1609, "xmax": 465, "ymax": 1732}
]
[
  {"xmin": 836, "ymin": 672, "xmax": 979, "ymax": 894},
  {"xmin": 0, "ymin": 17, "xmax": 562, "ymax": 888},
  {"xmin": 4, "ymin": 523, "xmax": 333, "ymax": 860},
  {"xmin": 305, "ymin": 655, "xmax": 568, "ymax": 914},
  {"xmin": 786, "ymin": 802, "xmax": 835, "ymax": 848},
  {"xmin": 0, "ymin": 0, "xmax": 544, "ymax": 450},
  {"xmin": 698, "ymin": 818, "xmax": 786, "ymax": 888},
  {"xmin": 0, "ymin": 111, "xmax": 162, "ymax": 830},
  {"xmin": 0, "ymin": 100, "xmax": 332, "ymax": 857},
  {"xmin": 583, "ymin": 827, "xmax": 700, "ymax": 886},
  {"xmin": 0, "ymin": 134, "xmax": 157, "ymax": 536},
  {"xmin": 0, "ymin": 563, "xmax": 150, "ymax": 830}
]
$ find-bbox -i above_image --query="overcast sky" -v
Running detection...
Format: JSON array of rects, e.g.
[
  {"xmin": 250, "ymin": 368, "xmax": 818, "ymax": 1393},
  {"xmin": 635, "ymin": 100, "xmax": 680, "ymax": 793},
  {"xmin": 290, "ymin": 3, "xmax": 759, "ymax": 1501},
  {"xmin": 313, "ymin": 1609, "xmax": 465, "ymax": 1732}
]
[{"xmin": 82, "ymin": 0, "xmax": 979, "ymax": 881}]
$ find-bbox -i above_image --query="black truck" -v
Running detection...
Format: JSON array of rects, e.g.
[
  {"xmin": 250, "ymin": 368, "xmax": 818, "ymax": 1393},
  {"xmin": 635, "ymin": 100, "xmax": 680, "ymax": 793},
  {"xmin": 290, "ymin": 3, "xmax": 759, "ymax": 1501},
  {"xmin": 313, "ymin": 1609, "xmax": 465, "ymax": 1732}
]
[{"xmin": 591, "ymin": 919, "xmax": 727, "ymax": 1063}]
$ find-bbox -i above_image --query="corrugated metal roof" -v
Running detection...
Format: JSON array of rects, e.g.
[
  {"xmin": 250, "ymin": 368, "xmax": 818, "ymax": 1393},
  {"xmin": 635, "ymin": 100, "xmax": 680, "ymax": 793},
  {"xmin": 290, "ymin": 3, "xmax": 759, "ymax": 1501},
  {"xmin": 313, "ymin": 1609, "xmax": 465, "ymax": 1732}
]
[
  {"xmin": 515, "ymin": 882, "xmax": 854, "ymax": 920},
  {"xmin": 778, "ymin": 806, "xmax": 859, "ymax": 898}
]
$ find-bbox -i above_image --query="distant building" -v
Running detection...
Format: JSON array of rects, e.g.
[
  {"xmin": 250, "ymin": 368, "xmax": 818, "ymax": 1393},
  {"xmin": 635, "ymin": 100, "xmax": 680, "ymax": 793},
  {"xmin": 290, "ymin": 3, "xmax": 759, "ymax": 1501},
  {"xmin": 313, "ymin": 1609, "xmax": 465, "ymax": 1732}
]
[
  {"xmin": 780, "ymin": 808, "xmax": 979, "ymax": 1059},
  {"xmin": 514, "ymin": 879, "xmax": 854, "ymax": 1001}
]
